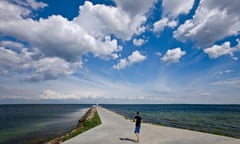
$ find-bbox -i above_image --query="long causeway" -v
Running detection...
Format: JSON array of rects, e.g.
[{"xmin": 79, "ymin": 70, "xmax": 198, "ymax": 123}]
[{"xmin": 63, "ymin": 106, "xmax": 240, "ymax": 144}]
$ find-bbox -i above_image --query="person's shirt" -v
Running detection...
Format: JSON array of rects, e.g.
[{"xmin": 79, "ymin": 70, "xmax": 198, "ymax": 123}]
[{"xmin": 134, "ymin": 115, "xmax": 142, "ymax": 126}]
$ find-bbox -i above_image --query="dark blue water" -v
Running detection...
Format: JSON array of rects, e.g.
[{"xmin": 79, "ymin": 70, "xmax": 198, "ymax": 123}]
[
  {"xmin": 0, "ymin": 104, "xmax": 91, "ymax": 144},
  {"xmin": 102, "ymin": 104, "xmax": 240, "ymax": 138}
]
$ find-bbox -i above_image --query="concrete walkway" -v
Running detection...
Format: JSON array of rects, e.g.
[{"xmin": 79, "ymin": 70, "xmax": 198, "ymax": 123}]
[{"xmin": 63, "ymin": 107, "xmax": 240, "ymax": 144}]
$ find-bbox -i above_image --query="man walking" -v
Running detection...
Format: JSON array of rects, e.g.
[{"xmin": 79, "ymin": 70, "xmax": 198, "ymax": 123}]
[{"xmin": 133, "ymin": 112, "xmax": 142, "ymax": 143}]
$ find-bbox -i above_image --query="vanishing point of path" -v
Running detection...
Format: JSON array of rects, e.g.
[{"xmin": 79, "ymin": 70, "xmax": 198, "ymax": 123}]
[{"xmin": 63, "ymin": 106, "xmax": 240, "ymax": 144}]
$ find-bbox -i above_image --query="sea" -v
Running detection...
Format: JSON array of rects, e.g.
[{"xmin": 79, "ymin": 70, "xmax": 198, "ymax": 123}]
[
  {"xmin": 102, "ymin": 104, "xmax": 240, "ymax": 138},
  {"xmin": 0, "ymin": 104, "xmax": 239, "ymax": 144},
  {"xmin": 0, "ymin": 104, "xmax": 91, "ymax": 144}
]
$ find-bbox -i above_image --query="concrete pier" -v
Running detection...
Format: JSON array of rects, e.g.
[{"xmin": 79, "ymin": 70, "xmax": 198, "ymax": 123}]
[{"xmin": 63, "ymin": 107, "xmax": 240, "ymax": 144}]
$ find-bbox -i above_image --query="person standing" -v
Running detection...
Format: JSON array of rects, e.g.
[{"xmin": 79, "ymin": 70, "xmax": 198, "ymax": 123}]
[{"xmin": 133, "ymin": 112, "xmax": 142, "ymax": 143}]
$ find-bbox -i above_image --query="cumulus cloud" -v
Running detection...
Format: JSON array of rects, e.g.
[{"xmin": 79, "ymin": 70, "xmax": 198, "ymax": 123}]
[
  {"xmin": 161, "ymin": 0, "xmax": 195, "ymax": 18},
  {"xmin": 114, "ymin": 0, "xmax": 156, "ymax": 17},
  {"xmin": 204, "ymin": 40, "xmax": 240, "ymax": 59},
  {"xmin": 133, "ymin": 38, "xmax": 145, "ymax": 46},
  {"xmin": 161, "ymin": 48, "xmax": 186, "ymax": 63},
  {"xmin": 38, "ymin": 89, "xmax": 154, "ymax": 103},
  {"xmin": 0, "ymin": 0, "xmax": 47, "ymax": 20},
  {"xmin": 0, "ymin": 40, "xmax": 25, "ymax": 49},
  {"xmin": 153, "ymin": 17, "xmax": 177, "ymax": 32},
  {"xmin": 0, "ymin": 45, "xmax": 33, "ymax": 74},
  {"xmin": 25, "ymin": 57, "xmax": 81, "ymax": 82},
  {"xmin": 0, "ymin": 42, "xmax": 80, "ymax": 81},
  {"xmin": 113, "ymin": 50, "xmax": 146, "ymax": 70},
  {"xmin": 74, "ymin": 1, "xmax": 154, "ymax": 41},
  {"xmin": 14, "ymin": 0, "xmax": 48, "ymax": 10},
  {"xmin": 0, "ymin": 14, "xmax": 122, "ymax": 62},
  {"xmin": 153, "ymin": 0, "xmax": 194, "ymax": 33},
  {"xmin": 174, "ymin": 0, "xmax": 240, "ymax": 47},
  {"xmin": 0, "ymin": 0, "xmax": 156, "ymax": 81},
  {"xmin": 39, "ymin": 89, "xmax": 72, "ymax": 100},
  {"xmin": 39, "ymin": 89, "xmax": 109, "ymax": 101},
  {"xmin": 0, "ymin": 1, "xmax": 27, "ymax": 20}
]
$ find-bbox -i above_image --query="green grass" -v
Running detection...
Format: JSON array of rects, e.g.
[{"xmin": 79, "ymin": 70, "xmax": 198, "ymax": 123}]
[
  {"xmin": 159, "ymin": 123, "xmax": 166, "ymax": 126},
  {"xmin": 63, "ymin": 111, "xmax": 101, "ymax": 141}
]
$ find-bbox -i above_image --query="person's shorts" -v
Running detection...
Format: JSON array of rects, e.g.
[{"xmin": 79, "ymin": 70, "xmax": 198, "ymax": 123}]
[{"xmin": 134, "ymin": 126, "xmax": 141, "ymax": 134}]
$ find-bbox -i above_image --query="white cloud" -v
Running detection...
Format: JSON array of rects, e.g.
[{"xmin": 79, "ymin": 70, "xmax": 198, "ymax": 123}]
[
  {"xmin": 200, "ymin": 93, "xmax": 212, "ymax": 96},
  {"xmin": 162, "ymin": 0, "xmax": 195, "ymax": 18},
  {"xmin": 38, "ymin": 89, "xmax": 81, "ymax": 100},
  {"xmin": 0, "ymin": 0, "xmax": 47, "ymax": 21},
  {"xmin": 215, "ymin": 69, "xmax": 234, "ymax": 79},
  {"xmin": 204, "ymin": 41, "xmax": 240, "ymax": 59},
  {"xmin": 0, "ymin": 41, "xmax": 81, "ymax": 81},
  {"xmin": 0, "ymin": 86, "xmax": 39, "ymax": 100},
  {"xmin": 38, "ymin": 89, "xmax": 148, "ymax": 102},
  {"xmin": 113, "ymin": 50, "xmax": 146, "ymax": 70},
  {"xmin": 74, "ymin": 1, "xmax": 155, "ymax": 41},
  {"xmin": 114, "ymin": 0, "xmax": 156, "ymax": 17},
  {"xmin": 0, "ymin": 14, "xmax": 122, "ymax": 62},
  {"xmin": 0, "ymin": 1, "xmax": 30, "ymax": 20},
  {"xmin": 161, "ymin": 48, "xmax": 186, "ymax": 63},
  {"xmin": 211, "ymin": 78, "xmax": 240, "ymax": 88},
  {"xmin": 154, "ymin": 52, "xmax": 162, "ymax": 56},
  {"xmin": 153, "ymin": 17, "xmax": 177, "ymax": 32},
  {"xmin": 0, "ymin": 1, "xmax": 153, "ymax": 60},
  {"xmin": 0, "ymin": 1, "xmax": 133, "ymax": 81},
  {"xmin": 153, "ymin": 18, "xmax": 167, "ymax": 32},
  {"xmin": 128, "ymin": 50, "xmax": 146, "ymax": 63},
  {"xmin": 153, "ymin": 0, "xmax": 194, "ymax": 33},
  {"xmin": 14, "ymin": 0, "xmax": 48, "ymax": 10},
  {"xmin": 39, "ymin": 89, "xmax": 64, "ymax": 99},
  {"xmin": 133, "ymin": 38, "xmax": 145, "ymax": 46},
  {"xmin": 25, "ymin": 57, "xmax": 81, "ymax": 82},
  {"xmin": 0, "ymin": 45, "xmax": 33, "ymax": 74},
  {"xmin": 113, "ymin": 59, "xmax": 128, "ymax": 70},
  {"xmin": 36, "ymin": 74, "xmax": 168, "ymax": 103},
  {"xmin": 0, "ymin": 40, "xmax": 25, "ymax": 49},
  {"xmin": 0, "ymin": 0, "xmax": 156, "ymax": 81},
  {"xmin": 225, "ymin": 69, "xmax": 234, "ymax": 73},
  {"xmin": 174, "ymin": 0, "xmax": 240, "ymax": 47},
  {"xmin": 232, "ymin": 57, "xmax": 238, "ymax": 61},
  {"xmin": 216, "ymin": 69, "xmax": 234, "ymax": 75}
]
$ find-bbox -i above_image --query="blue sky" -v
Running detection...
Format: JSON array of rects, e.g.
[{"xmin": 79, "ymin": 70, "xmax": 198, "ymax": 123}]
[{"xmin": 0, "ymin": 0, "xmax": 240, "ymax": 104}]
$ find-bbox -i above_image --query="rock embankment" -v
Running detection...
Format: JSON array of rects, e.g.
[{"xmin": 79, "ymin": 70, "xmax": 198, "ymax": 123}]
[{"xmin": 45, "ymin": 106, "xmax": 99, "ymax": 144}]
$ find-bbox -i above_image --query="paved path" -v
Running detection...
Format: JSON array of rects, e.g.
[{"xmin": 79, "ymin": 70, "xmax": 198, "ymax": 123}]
[{"xmin": 63, "ymin": 107, "xmax": 240, "ymax": 144}]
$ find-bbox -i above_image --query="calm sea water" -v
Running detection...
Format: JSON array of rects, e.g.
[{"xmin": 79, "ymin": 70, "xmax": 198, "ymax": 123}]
[
  {"xmin": 0, "ymin": 104, "xmax": 91, "ymax": 144},
  {"xmin": 102, "ymin": 104, "xmax": 240, "ymax": 138}
]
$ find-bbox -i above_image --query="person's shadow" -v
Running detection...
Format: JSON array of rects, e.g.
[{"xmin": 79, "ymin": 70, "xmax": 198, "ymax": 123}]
[{"xmin": 119, "ymin": 137, "xmax": 136, "ymax": 143}]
